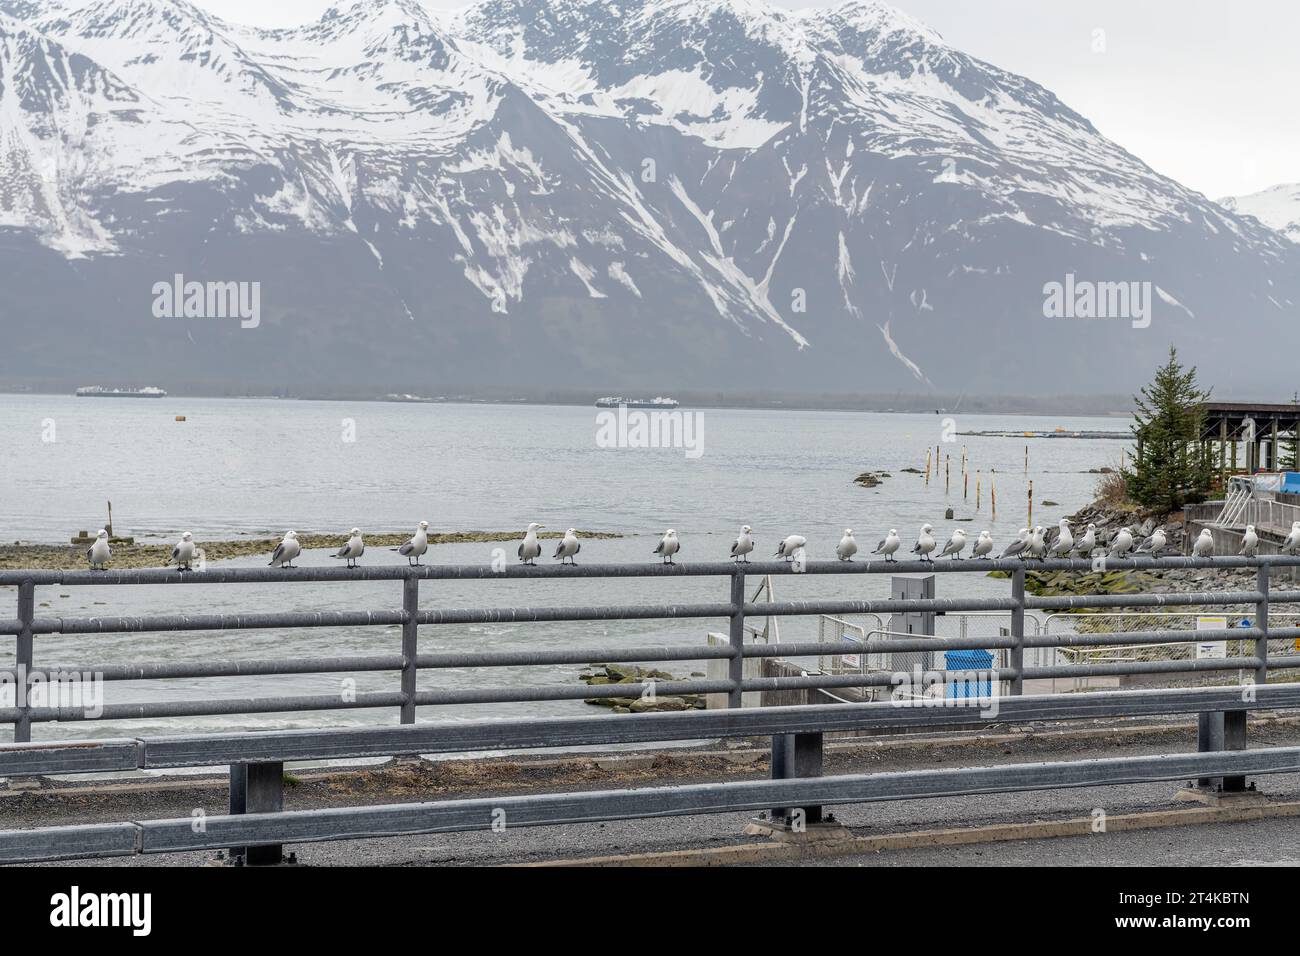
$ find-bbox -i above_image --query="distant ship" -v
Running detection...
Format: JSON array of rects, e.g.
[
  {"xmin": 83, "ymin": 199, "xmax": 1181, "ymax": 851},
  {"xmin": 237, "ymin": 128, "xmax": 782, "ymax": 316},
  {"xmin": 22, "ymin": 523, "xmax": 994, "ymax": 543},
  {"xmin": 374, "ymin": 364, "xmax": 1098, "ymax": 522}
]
[
  {"xmin": 595, "ymin": 396, "xmax": 680, "ymax": 409},
  {"xmin": 75, "ymin": 386, "xmax": 167, "ymax": 398}
]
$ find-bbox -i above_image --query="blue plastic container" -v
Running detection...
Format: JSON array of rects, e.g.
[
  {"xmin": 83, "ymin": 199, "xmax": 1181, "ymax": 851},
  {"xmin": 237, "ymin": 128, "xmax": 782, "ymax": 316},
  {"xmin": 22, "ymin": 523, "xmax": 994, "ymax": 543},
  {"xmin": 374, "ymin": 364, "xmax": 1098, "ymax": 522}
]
[{"xmin": 945, "ymin": 649, "xmax": 994, "ymax": 699}]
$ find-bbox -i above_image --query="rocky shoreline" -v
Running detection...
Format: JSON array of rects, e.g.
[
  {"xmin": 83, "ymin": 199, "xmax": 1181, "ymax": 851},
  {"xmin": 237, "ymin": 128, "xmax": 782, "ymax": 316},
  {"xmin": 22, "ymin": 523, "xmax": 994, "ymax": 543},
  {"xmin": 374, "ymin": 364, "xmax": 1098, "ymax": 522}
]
[
  {"xmin": 1013, "ymin": 500, "xmax": 1263, "ymax": 611},
  {"xmin": 0, "ymin": 529, "xmax": 621, "ymax": 571}
]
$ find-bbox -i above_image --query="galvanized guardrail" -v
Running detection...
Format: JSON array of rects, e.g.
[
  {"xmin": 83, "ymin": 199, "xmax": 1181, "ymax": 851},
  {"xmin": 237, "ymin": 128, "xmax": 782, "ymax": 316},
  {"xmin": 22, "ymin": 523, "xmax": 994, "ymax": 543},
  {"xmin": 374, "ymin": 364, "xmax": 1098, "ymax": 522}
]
[
  {"xmin": 2, "ymin": 556, "xmax": 1300, "ymax": 737},
  {"xmin": 2, "ymin": 684, "xmax": 1300, "ymax": 864}
]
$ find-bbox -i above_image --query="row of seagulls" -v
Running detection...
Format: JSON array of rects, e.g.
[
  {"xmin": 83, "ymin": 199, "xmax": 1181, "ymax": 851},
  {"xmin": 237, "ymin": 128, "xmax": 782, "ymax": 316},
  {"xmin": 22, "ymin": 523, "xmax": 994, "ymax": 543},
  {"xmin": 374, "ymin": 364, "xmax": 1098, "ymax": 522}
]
[{"xmin": 89, "ymin": 517, "xmax": 1300, "ymax": 572}]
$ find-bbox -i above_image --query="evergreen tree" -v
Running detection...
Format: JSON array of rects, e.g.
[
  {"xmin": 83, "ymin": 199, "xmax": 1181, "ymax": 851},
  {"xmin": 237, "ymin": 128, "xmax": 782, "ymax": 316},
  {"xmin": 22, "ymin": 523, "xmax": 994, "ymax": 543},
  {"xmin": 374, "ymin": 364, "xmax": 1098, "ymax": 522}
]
[{"xmin": 1122, "ymin": 346, "xmax": 1213, "ymax": 512}]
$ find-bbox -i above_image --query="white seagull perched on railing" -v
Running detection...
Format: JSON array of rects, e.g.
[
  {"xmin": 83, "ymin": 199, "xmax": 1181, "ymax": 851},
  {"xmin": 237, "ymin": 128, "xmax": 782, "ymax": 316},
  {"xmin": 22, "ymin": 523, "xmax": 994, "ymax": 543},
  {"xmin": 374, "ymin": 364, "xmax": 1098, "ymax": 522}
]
[
  {"xmin": 836, "ymin": 529, "xmax": 858, "ymax": 561},
  {"xmin": 1135, "ymin": 526, "xmax": 1167, "ymax": 556},
  {"xmin": 1048, "ymin": 519, "xmax": 1074, "ymax": 558},
  {"xmin": 1192, "ymin": 528, "xmax": 1215, "ymax": 558},
  {"xmin": 170, "ymin": 531, "xmax": 196, "ymax": 572},
  {"xmin": 911, "ymin": 524, "xmax": 936, "ymax": 562},
  {"xmin": 554, "ymin": 528, "xmax": 581, "ymax": 565},
  {"xmin": 1000, "ymin": 528, "xmax": 1030, "ymax": 560},
  {"xmin": 1025, "ymin": 526, "xmax": 1047, "ymax": 560},
  {"xmin": 1075, "ymin": 523, "xmax": 1097, "ymax": 558},
  {"xmin": 518, "ymin": 522, "xmax": 544, "ymax": 565},
  {"xmin": 730, "ymin": 525, "xmax": 754, "ymax": 563},
  {"xmin": 972, "ymin": 530, "xmax": 994, "ymax": 559},
  {"xmin": 396, "ymin": 520, "xmax": 429, "ymax": 566},
  {"xmin": 1240, "ymin": 525, "xmax": 1259, "ymax": 558},
  {"xmin": 1285, "ymin": 521, "xmax": 1300, "ymax": 556},
  {"xmin": 938, "ymin": 527, "xmax": 968, "ymax": 560},
  {"xmin": 268, "ymin": 531, "xmax": 300, "ymax": 568},
  {"xmin": 1108, "ymin": 526, "xmax": 1135, "ymax": 559},
  {"xmin": 333, "ymin": 528, "xmax": 365, "ymax": 568},
  {"xmin": 775, "ymin": 534, "xmax": 807, "ymax": 562},
  {"xmin": 873, "ymin": 530, "xmax": 901, "ymax": 562},
  {"xmin": 653, "ymin": 529, "xmax": 680, "ymax": 564},
  {"xmin": 87, "ymin": 529, "xmax": 111, "ymax": 571}
]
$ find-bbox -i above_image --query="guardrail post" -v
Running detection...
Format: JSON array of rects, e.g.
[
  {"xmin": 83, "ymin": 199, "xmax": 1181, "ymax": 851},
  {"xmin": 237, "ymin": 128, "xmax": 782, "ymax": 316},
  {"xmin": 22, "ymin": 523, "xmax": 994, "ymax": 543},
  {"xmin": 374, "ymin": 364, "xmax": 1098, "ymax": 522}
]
[
  {"xmin": 769, "ymin": 732, "xmax": 824, "ymax": 828},
  {"xmin": 228, "ymin": 764, "xmax": 248, "ymax": 864},
  {"xmin": 14, "ymin": 580, "xmax": 34, "ymax": 743},
  {"xmin": 1009, "ymin": 569, "xmax": 1025, "ymax": 696},
  {"xmin": 244, "ymin": 762, "xmax": 285, "ymax": 865},
  {"xmin": 401, "ymin": 574, "xmax": 419, "ymax": 725},
  {"xmin": 1256, "ymin": 563, "xmax": 1269, "ymax": 688},
  {"xmin": 1222, "ymin": 711, "xmax": 1248, "ymax": 793},
  {"xmin": 727, "ymin": 567, "xmax": 745, "ymax": 709},
  {"xmin": 1195, "ymin": 712, "xmax": 1225, "ymax": 791}
]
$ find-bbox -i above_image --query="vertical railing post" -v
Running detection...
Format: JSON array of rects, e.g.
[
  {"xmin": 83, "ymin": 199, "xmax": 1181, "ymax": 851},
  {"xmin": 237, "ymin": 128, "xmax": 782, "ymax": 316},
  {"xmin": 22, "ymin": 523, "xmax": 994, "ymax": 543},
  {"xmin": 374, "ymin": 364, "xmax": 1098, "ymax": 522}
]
[
  {"xmin": 727, "ymin": 566, "xmax": 745, "ymax": 709},
  {"xmin": 15, "ymin": 580, "xmax": 34, "ymax": 743},
  {"xmin": 1255, "ymin": 563, "xmax": 1269, "ymax": 688},
  {"xmin": 401, "ymin": 574, "xmax": 419, "ymax": 725},
  {"xmin": 1009, "ymin": 569, "xmax": 1025, "ymax": 696}
]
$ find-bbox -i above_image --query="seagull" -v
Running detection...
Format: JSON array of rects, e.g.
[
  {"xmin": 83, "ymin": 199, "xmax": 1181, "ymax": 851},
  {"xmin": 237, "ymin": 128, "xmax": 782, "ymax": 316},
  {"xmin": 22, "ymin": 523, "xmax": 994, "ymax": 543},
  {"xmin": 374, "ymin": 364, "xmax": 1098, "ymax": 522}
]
[
  {"xmin": 518, "ymin": 522, "xmax": 544, "ymax": 565},
  {"xmin": 1192, "ymin": 528, "xmax": 1215, "ymax": 558},
  {"xmin": 1074, "ymin": 523, "xmax": 1097, "ymax": 557},
  {"xmin": 775, "ymin": 534, "xmax": 807, "ymax": 561},
  {"xmin": 938, "ymin": 528, "xmax": 968, "ymax": 560},
  {"xmin": 1284, "ymin": 521, "xmax": 1300, "ymax": 556},
  {"xmin": 873, "ymin": 529, "xmax": 901, "ymax": 562},
  {"xmin": 730, "ymin": 525, "xmax": 754, "ymax": 563},
  {"xmin": 269, "ymin": 530, "xmax": 301, "ymax": 568},
  {"xmin": 972, "ymin": 530, "xmax": 994, "ymax": 559},
  {"xmin": 396, "ymin": 520, "xmax": 429, "ymax": 566},
  {"xmin": 1025, "ymin": 526, "xmax": 1047, "ymax": 560},
  {"xmin": 170, "ymin": 531, "xmax": 196, "ymax": 572},
  {"xmin": 911, "ymin": 524, "xmax": 936, "ymax": 562},
  {"xmin": 1048, "ymin": 519, "xmax": 1074, "ymax": 558},
  {"xmin": 1108, "ymin": 526, "xmax": 1135, "ymax": 559},
  {"xmin": 87, "ymin": 529, "xmax": 111, "ymax": 571},
  {"xmin": 1136, "ymin": 526, "xmax": 1167, "ymax": 556},
  {"xmin": 653, "ymin": 529, "xmax": 680, "ymax": 564},
  {"xmin": 333, "ymin": 528, "xmax": 365, "ymax": 568},
  {"xmin": 1000, "ymin": 528, "xmax": 1030, "ymax": 560},
  {"xmin": 836, "ymin": 529, "xmax": 859, "ymax": 561},
  {"xmin": 554, "ymin": 528, "xmax": 580, "ymax": 565},
  {"xmin": 1240, "ymin": 525, "xmax": 1259, "ymax": 558}
]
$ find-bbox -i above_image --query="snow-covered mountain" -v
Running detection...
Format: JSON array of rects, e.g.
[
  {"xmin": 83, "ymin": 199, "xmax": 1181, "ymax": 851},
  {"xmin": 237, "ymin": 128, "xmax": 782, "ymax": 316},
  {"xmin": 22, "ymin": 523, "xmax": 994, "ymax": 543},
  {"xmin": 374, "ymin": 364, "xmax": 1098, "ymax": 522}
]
[
  {"xmin": 0, "ymin": 0, "xmax": 1296, "ymax": 394},
  {"xmin": 1220, "ymin": 184, "xmax": 1300, "ymax": 245}
]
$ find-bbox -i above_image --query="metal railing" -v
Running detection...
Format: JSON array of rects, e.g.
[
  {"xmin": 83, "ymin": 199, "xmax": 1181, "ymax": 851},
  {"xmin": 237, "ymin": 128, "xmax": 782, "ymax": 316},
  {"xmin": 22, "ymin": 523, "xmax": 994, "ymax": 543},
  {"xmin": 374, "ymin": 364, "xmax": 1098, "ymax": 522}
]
[
  {"xmin": 3, "ymin": 555, "xmax": 1300, "ymax": 741},
  {"xmin": 6, "ymin": 555, "xmax": 1300, "ymax": 865}
]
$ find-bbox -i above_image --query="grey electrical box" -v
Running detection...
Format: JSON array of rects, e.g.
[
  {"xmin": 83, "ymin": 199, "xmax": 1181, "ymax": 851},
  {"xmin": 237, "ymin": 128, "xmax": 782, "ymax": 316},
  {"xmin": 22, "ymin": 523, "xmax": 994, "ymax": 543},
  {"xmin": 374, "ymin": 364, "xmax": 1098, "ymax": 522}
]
[{"xmin": 887, "ymin": 575, "xmax": 936, "ymax": 673}]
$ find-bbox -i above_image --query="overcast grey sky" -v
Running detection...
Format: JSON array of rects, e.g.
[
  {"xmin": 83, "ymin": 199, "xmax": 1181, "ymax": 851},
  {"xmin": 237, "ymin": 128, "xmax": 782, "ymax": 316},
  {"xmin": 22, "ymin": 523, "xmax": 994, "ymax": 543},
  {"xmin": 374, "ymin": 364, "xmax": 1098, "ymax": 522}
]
[{"xmin": 196, "ymin": 0, "xmax": 1298, "ymax": 200}]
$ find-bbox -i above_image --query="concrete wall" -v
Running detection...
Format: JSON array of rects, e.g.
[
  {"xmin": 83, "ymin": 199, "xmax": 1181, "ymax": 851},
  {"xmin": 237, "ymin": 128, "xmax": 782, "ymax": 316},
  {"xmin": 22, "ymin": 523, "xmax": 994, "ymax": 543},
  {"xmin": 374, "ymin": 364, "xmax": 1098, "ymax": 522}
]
[{"xmin": 1183, "ymin": 519, "xmax": 1300, "ymax": 582}]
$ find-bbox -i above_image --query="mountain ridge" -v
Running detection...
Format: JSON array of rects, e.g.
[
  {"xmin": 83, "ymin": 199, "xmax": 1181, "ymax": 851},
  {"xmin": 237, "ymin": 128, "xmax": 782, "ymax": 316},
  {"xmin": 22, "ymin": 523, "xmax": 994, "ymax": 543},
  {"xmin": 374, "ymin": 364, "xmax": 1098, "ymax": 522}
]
[{"xmin": 0, "ymin": 0, "xmax": 1295, "ymax": 394}]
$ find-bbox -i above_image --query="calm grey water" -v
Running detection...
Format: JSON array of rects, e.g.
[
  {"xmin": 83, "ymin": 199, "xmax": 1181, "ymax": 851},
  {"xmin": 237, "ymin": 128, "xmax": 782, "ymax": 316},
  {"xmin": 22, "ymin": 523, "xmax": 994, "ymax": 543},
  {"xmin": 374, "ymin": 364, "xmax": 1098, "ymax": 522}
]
[{"xmin": 0, "ymin": 395, "xmax": 1129, "ymax": 740}]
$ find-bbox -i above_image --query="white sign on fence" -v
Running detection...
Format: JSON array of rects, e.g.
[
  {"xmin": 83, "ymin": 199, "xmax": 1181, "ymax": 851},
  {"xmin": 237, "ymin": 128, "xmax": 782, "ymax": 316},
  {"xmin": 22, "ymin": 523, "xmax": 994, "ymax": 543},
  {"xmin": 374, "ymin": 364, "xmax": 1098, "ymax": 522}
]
[{"xmin": 1196, "ymin": 616, "xmax": 1228, "ymax": 660}]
